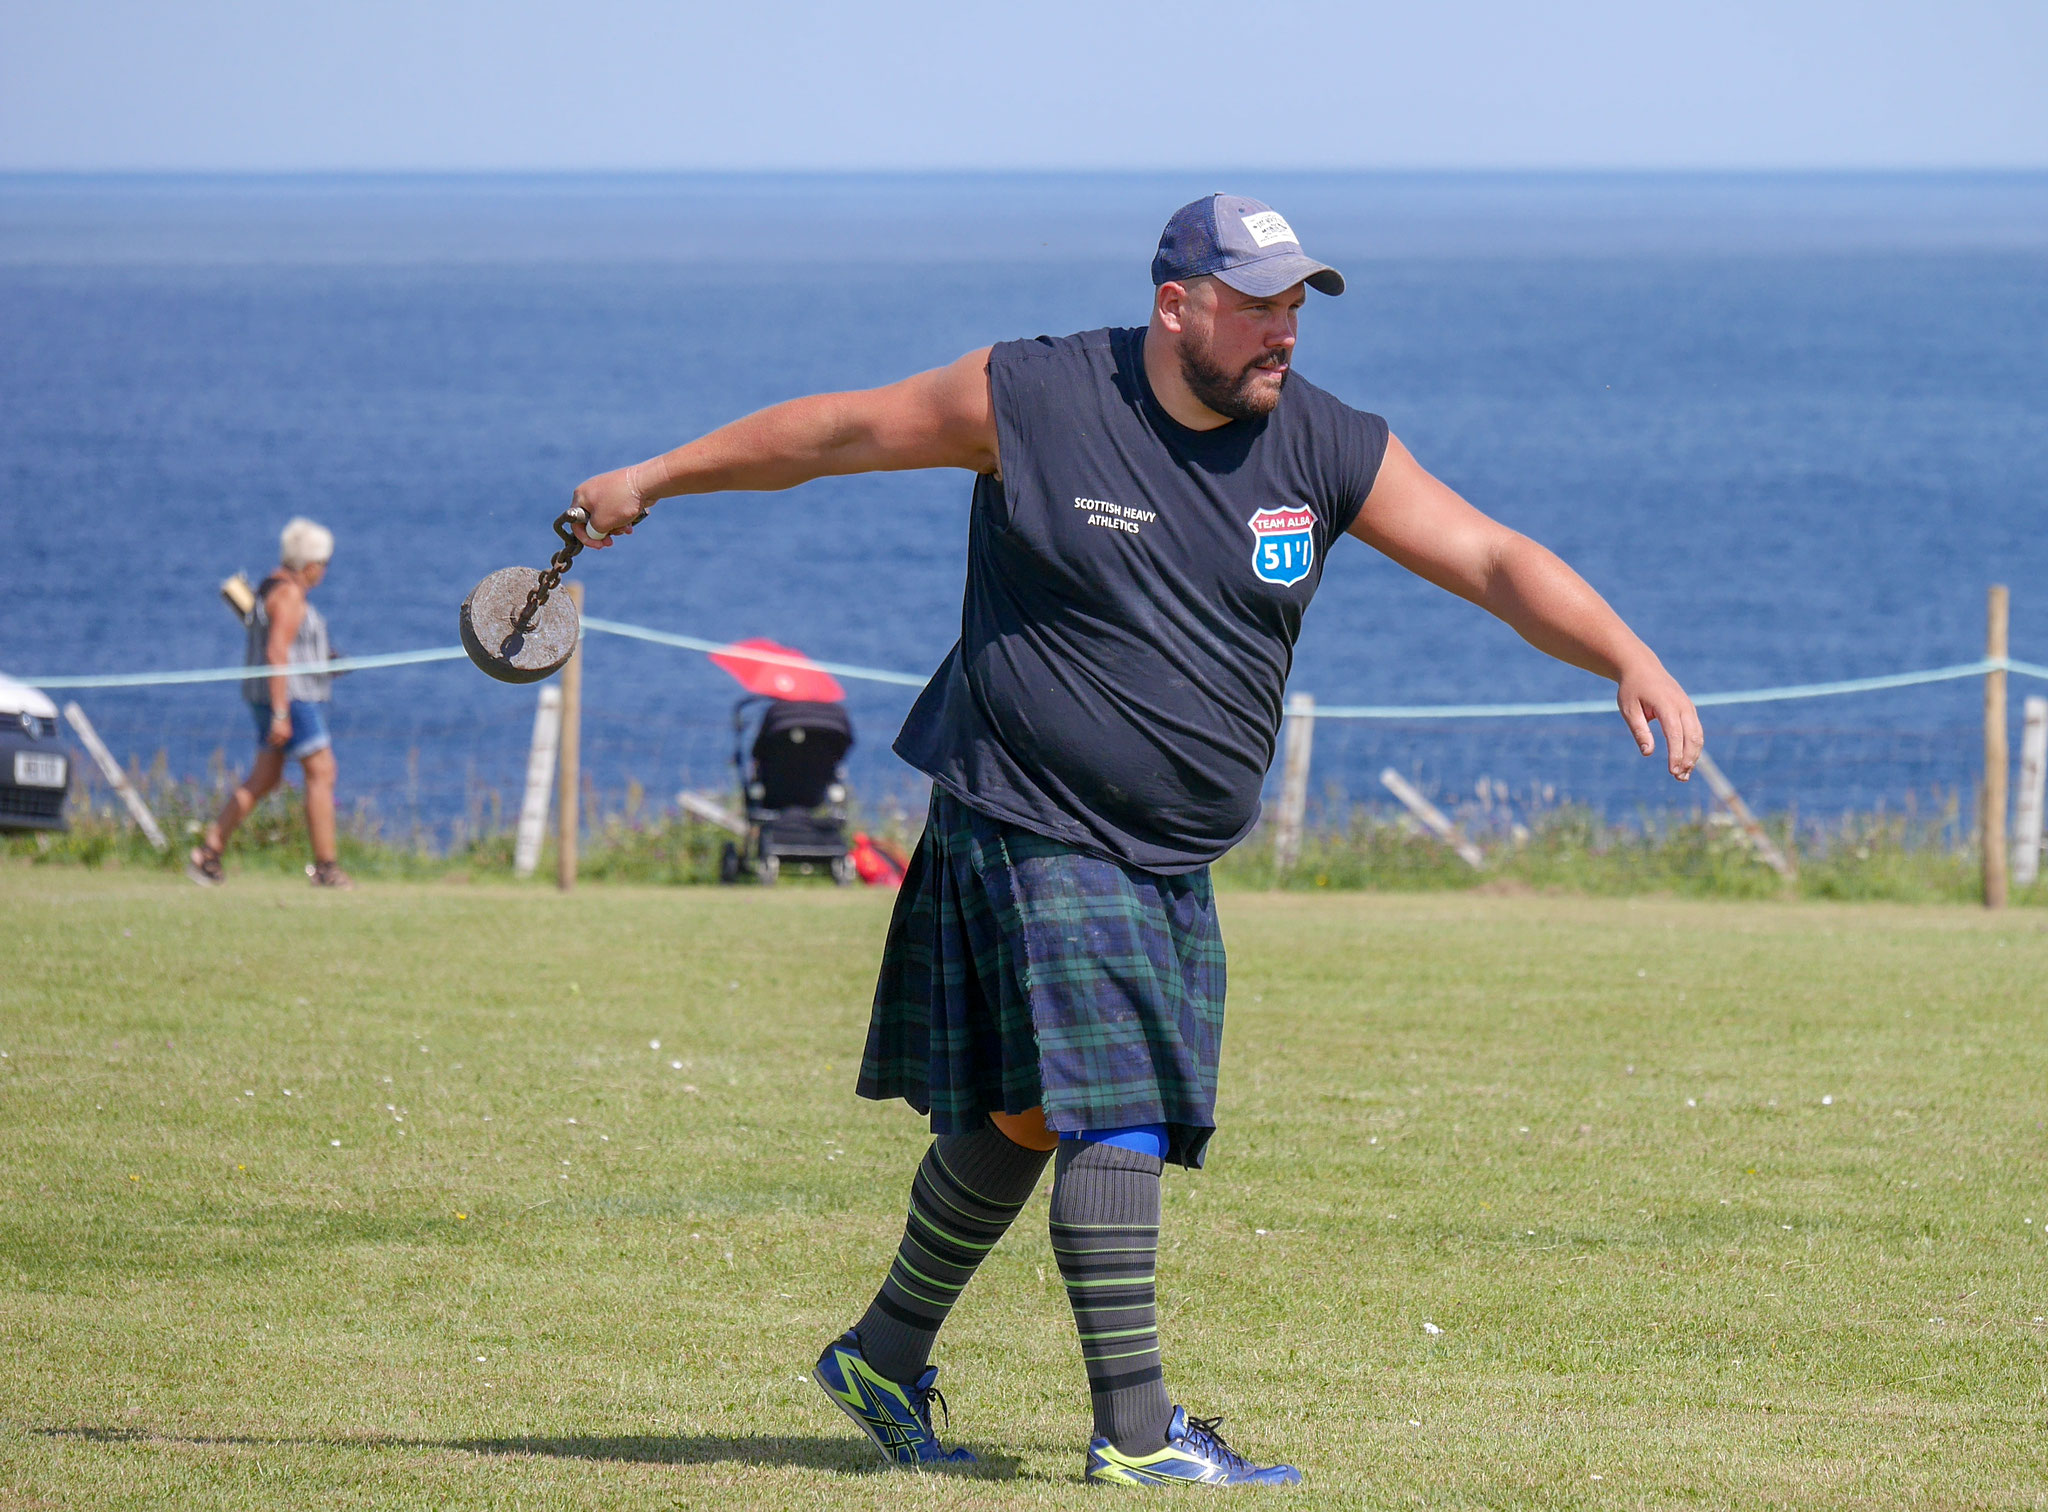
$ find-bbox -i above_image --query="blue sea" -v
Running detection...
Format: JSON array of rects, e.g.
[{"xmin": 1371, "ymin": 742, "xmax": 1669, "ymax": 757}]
[{"xmin": 3, "ymin": 173, "xmax": 2045, "ymax": 843}]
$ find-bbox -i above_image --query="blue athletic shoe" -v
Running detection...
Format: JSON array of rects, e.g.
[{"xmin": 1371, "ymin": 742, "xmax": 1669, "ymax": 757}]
[
  {"xmin": 812, "ymin": 1331, "xmax": 977, "ymax": 1468},
  {"xmin": 1085, "ymin": 1406, "xmax": 1303, "ymax": 1486}
]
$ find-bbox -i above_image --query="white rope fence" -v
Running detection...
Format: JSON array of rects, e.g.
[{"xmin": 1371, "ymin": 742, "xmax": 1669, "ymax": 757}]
[{"xmin": 18, "ymin": 617, "xmax": 2046, "ymax": 709}]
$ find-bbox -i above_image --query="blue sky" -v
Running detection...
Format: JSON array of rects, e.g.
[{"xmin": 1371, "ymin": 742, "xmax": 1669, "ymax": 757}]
[{"xmin": 3, "ymin": 0, "xmax": 2044, "ymax": 172}]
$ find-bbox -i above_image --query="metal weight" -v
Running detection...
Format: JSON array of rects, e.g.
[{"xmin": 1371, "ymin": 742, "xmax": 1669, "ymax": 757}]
[
  {"xmin": 459, "ymin": 503, "xmax": 648, "ymax": 683},
  {"xmin": 460, "ymin": 507, "xmax": 595, "ymax": 683},
  {"xmin": 460, "ymin": 565, "xmax": 582, "ymax": 683}
]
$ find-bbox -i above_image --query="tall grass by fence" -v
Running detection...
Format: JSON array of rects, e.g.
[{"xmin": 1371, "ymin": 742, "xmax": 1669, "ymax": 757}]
[{"xmin": 12, "ymin": 758, "xmax": 2041, "ymax": 906}]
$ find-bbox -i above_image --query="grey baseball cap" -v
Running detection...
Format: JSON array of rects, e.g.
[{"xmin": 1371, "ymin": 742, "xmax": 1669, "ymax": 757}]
[{"xmin": 1150, "ymin": 193, "xmax": 1345, "ymax": 297}]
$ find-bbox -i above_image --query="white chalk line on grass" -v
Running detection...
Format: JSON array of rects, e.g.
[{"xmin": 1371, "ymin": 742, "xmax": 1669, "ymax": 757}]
[{"xmin": 16, "ymin": 621, "xmax": 2048, "ymax": 717}]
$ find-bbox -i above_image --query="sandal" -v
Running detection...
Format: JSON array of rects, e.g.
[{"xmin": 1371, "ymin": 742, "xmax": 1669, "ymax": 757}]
[
  {"xmin": 186, "ymin": 843, "xmax": 225, "ymax": 887},
  {"xmin": 307, "ymin": 860, "xmax": 355, "ymax": 890}
]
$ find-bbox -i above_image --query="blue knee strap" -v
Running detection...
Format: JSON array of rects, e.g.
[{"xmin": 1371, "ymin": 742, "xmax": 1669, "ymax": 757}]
[{"xmin": 1061, "ymin": 1123, "xmax": 1168, "ymax": 1160}]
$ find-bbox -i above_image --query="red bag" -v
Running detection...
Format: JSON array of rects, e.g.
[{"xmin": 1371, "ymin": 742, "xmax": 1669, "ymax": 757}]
[{"xmin": 849, "ymin": 832, "xmax": 907, "ymax": 888}]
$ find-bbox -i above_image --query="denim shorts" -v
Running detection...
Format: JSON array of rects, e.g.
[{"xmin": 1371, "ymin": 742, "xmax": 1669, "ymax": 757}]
[{"xmin": 250, "ymin": 700, "xmax": 332, "ymax": 761}]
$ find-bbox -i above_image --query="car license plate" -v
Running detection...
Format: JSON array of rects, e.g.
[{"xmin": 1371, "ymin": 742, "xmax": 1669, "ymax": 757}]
[{"xmin": 14, "ymin": 751, "xmax": 67, "ymax": 788}]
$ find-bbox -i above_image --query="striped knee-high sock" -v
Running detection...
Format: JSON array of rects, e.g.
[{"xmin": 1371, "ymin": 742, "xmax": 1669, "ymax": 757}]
[
  {"xmin": 853, "ymin": 1121, "xmax": 1051, "ymax": 1383},
  {"xmin": 1050, "ymin": 1139, "xmax": 1174, "ymax": 1454}
]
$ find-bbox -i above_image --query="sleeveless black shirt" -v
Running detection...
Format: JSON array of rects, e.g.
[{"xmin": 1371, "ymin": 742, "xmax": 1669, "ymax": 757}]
[{"xmin": 894, "ymin": 327, "xmax": 1389, "ymax": 873}]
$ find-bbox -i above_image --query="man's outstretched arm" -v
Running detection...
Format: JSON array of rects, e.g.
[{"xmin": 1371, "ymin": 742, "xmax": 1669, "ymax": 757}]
[
  {"xmin": 569, "ymin": 347, "xmax": 997, "ymax": 545},
  {"xmin": 1348, "ymin": 434, "xmax": 1704, "ymax": 779}
]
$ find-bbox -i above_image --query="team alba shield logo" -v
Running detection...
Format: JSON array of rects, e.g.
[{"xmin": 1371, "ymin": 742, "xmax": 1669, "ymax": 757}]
[{"xmin": 1246, "ymin": 506, "xmax": 1317, "ymax": 586}]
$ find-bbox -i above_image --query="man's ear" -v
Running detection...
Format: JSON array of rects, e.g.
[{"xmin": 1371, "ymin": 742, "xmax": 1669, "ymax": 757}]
[{"xmin": 1154, "ymin": 280, "xmax": 1190, "ymax": 334}]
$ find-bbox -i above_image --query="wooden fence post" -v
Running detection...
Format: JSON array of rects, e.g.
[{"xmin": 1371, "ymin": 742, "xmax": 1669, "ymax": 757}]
[
  {"xmin": 1695, "ymin": 751, "xmax": 1796, "ymax": 881},
  {"xmin": 2015, "ymin": 695, "xmax": 2047, "ymax": 890},
  {"xmin": 676, "ymin": 789, "xmax": 748, "ymax": 837},
  {"xmin": 61, "ymin": 701, "xmax": 167, "ymax": 851},
  {"xmin": 1380, "ymin": 768, "xmax": 1485, "ymax": 869},
  {"xmin": 556, "ymin": 582, "xmax": 584, "ymax": 893},
  {"xmin": 514, "ymin": 684, "xmax": 562, "ymax": 878},
  {"xmin": 1272, "ymin": 693, "xmax": 1315, "ymax": 876},
  {"xmin": 1984, "ymin": 584, "xmax": 2009, "ymax": 909}
]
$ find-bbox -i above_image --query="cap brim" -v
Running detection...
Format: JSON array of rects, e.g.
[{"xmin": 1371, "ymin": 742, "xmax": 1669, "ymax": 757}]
[{"xmin": 1213, "ymin": 252, "xmax": 1345, "ymax": 298}]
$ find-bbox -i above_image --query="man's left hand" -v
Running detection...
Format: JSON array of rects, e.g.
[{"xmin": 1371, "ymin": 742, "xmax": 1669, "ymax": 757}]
[{"xmin": 1617, "ymin": 662, "xmax": 1703, "ymax": 780}]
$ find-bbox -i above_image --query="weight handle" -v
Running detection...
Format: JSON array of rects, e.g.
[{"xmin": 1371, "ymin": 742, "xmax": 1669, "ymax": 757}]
[{"xmin": 575, "ymin": 501, "xmax": 653, "ymax": 542}]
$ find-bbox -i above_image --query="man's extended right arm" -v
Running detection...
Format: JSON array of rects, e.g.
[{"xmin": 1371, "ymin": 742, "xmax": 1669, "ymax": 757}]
[{"xmin": 569, "ymin": 347, "xmax": 997, "ymax": 546}]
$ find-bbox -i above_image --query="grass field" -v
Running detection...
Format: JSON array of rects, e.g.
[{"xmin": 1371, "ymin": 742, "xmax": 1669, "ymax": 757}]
[{"xmin": 4, "ymin": 871, "xmax": 2047, "ymax": 1509}]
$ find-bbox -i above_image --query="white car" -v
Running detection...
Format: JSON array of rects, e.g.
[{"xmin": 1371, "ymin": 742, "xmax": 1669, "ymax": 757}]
[{"xmin": 0, "ymin": 674, "xmax": 71, "ymax": 833}]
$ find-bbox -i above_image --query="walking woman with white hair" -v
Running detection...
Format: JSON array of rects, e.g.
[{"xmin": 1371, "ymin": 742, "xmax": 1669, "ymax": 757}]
[{"xmin": 188, "ymin": 517, "xmax": 353, "ymax": 888}]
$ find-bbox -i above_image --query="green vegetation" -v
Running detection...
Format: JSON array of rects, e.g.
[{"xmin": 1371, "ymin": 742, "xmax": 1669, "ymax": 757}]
[
  {"xmin": 1214, "ymin": 802, "xmax": 2040, "ymax": 906},
  {"xmin": 15, "ymin": 770, "xmax": 2039, "ymax": 906},
  {"xmin": 3, "ymin": 873, "xmax": 2046, "ymax": 1507},
  {"xmin": 7, "ymin": 773, "xmax": 763, "ymax": 886}
]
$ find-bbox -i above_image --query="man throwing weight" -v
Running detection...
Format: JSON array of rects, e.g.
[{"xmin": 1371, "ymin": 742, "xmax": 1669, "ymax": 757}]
[{"xmin": 570, "ymin": 195, "xmax": 1701, "ymax": 1486}]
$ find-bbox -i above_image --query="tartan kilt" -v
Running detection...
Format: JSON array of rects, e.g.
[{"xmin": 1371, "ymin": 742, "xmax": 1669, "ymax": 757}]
[{"xmin": 856, "ymin": 787, "xmax": 1227, "ymax": 1169}]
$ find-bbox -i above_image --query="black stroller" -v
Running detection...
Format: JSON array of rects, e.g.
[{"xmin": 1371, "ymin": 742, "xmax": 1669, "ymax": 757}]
[{"xmin": 718, "ymin": 696, "xmax": 856, "ymax": 885}]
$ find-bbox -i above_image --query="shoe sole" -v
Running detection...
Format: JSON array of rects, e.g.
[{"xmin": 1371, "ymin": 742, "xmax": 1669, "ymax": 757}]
[
  {"xmin": 1087, "ymin": 1462, "xmax": 1205, "ymax": 1487},
  {"xmin": 811, "ymin": 1362, "xmax": 976, "ymax": 1472},
  {"xmin": 184, "ymin": 865, "xmax": 221, "ymax": 888},
  {"xmin": 811, "ymin": 1362, "xmax": 906, "ymax": 1466},
  {"xmin": 1088, "ymin": 1466, "xmax": 1301, "ymax": 1487},
  {"xmin": 1087, "ymin": 1446, "xmax": 1304, "ymax": 1487}
]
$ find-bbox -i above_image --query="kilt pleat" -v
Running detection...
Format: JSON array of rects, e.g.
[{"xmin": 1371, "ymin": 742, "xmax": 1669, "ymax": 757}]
[{"xmin": 856, "ymin": 789, "xmax": 1225, "ymax": 1169}]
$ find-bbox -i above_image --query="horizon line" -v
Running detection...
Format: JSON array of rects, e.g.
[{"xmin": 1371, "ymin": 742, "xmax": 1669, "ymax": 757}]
[{"xmin": 4, "ymin": 165, "xmax": 2047, "ymax": 181}]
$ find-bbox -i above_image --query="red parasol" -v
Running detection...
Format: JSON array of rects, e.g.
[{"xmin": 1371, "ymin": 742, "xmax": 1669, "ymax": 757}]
[{"xmin": 708, "ymin": 637, "xmax": 846, "ymax": 703}]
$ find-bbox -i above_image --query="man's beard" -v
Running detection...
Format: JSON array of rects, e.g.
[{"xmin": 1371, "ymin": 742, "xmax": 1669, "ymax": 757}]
[{"xmin": 1178, "ymin": 339, "xmax": 1287, "ymax": 422}]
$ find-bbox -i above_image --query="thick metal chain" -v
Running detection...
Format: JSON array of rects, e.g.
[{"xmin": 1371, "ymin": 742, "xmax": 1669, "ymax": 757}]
[{"xmin": 509, "ymin": 511, "xmax": 585, "ymax": 636}]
